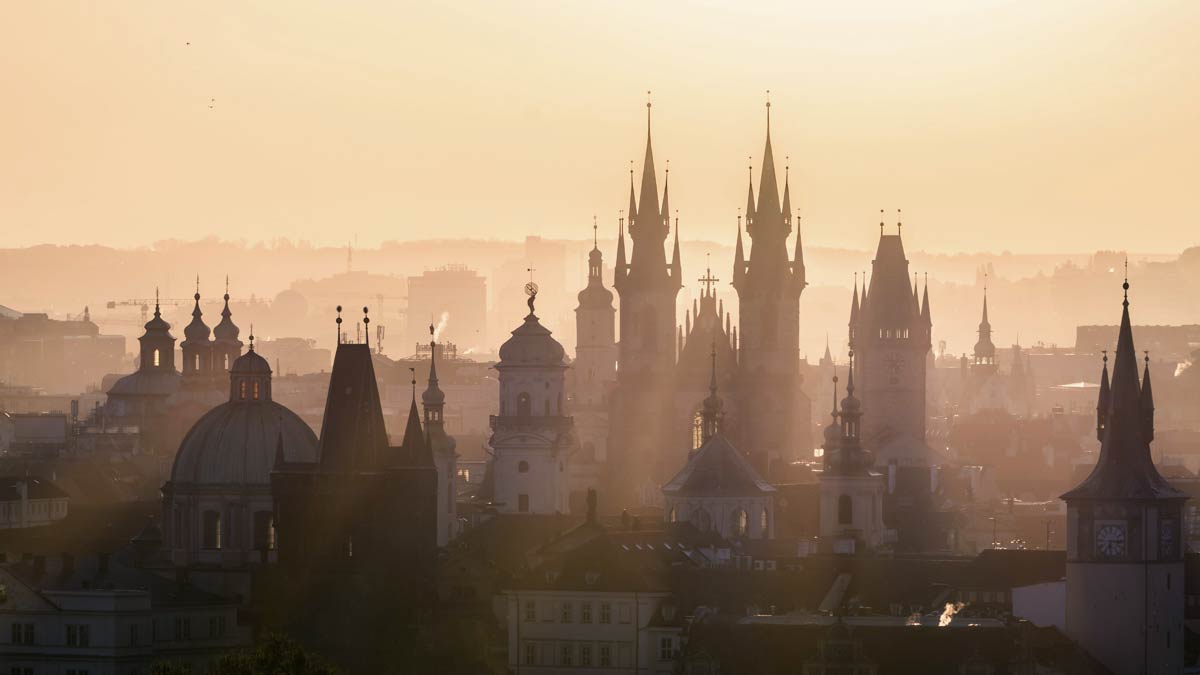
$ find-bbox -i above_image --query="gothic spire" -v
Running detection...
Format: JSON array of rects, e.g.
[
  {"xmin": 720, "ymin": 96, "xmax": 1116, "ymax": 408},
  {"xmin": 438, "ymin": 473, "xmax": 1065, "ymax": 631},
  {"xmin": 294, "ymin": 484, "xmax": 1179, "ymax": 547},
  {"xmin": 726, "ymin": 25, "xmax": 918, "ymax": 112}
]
[
  {"xmin": 732, "ymin": 213, "xmax": 747, "ymax": 288},
  {"xmin": 1096, "ymin": 351, "xmax": 1110, "ymax": 442},
  {"xmin": 1141, "ymin": 352, "xmax": 1155, "ymax": 443},
  {"xmin": 745, "ymin": 164, "xmax": 756, "ymax": 225},
  {"xmin": 670, "ymin": 215, "xmax": 682, "ymax": 286},
  {"xmin": 781, "ymin": 162, "xmax": 792, "ymax": 225},
  {"xmin": 921, "ymin": 273, "xmax": 932, "ymax": 327},
  {"xmin": 636, "ymin": 96, "xmax": 660, "ymax": 226},
  {"xmin": 614, "ymin": 216, "xmax": 627, "ymax": 285},
  {"xmin": 793, "ymin": 214, "xmax": 806, "ymax": 287},
  {"xmin": 757, "ymin": 98, "xmax": 781, "ymax": 220}
]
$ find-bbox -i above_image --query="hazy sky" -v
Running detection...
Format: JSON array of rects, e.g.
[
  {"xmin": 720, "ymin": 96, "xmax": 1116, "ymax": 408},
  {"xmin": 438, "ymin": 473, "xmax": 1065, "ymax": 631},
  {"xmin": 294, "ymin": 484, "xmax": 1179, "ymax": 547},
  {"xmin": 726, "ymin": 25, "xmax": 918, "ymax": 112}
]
[{"xmin": 4, "ymin": 1, "xmax": 1198, "ymax": 253}]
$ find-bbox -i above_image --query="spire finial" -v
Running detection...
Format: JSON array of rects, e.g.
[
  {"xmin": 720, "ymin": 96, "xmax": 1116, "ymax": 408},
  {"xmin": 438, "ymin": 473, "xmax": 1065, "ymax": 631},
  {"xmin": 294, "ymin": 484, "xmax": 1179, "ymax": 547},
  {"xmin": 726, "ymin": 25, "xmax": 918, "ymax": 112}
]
[
  {"xmin": 1102, "ymin": 349, "xmax": 1108, "ymax": 365},
  {"xmin": 593, "ymin": 215, "xmax": 598, "ymax": 248},
  {"xmin": 645, "ymin": 89, "xmax": 652, "ymax": 137},
  {"xmin": 880, "ymin": 209, "xmax": 884, "ymax": 235},
  {"xmin": 362, "ymin": 307, "xmax": 370, "ymax": 348},
  {"xmin": 1123, "ymin": 258, "xmax": 1130, "ymax": 305},
  {"xmin": 409, "ymin": 367, "xmax": 416, "ymax": 400},
  {"xmin": 709, "ymin": 341, "xmax": 718, "ymax": 396},
  {"xmin": 336, "ymin": 305, "xmax": 343, "ymax": 344},
  {"xmin": 195, "ymin": 275, "xmax": 200, "ymax": 299},
  {"xmin": 249, "ymin": 325, "xmax": 255, "ymax": 352},
  {"xmin": 897, "ymin": 208, "xmax": 902, "ymax": 234},
  {"xmin": 698, "ymin": 255, "xmax": 719, "ymax": 296},
  {"xmin": 765, "ymin": 89, "xmax": 771, "ymax": 134}
]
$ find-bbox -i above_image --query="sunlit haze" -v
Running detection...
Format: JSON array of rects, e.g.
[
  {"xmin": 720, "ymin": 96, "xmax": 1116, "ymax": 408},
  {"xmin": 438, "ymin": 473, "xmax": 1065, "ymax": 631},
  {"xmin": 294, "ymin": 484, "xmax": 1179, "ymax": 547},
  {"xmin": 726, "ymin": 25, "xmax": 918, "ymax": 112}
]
[{"xmin": 4, "ymin": 1, "xmax": 1199, "ymax": 252}]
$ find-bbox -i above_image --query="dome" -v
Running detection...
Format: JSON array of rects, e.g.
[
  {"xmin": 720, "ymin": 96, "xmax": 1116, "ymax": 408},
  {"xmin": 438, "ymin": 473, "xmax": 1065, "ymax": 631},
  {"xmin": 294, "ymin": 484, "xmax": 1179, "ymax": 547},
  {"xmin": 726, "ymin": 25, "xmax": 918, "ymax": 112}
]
[
  {"xmin": 170, "ymin": 401, "xmax": 318, "ymax": 486},
  {"xmin": 577, "ymin": 283, "xmax": 614, "ymax": 307},
  {"xmin": 143, "ymin": 306, "xmax": 172, "ymax": 336},
  {"xmin": 498, "ymin": 314, "xmax": 566, "ymax": 367},
  {"xmin": 232, "ymin": 349, "xmax": 271, "ymax": 375},
  {"xmin": 823, "ymin": 418, "xmax": 840, "ymax": 447},
  {"xmin": 212, "ymin": 293, "xmax": 240, "ymax": 343},
  {"xmin": 182, "ymin": 294, "xmax": 211, "ymax": 343},
  {"xmin": 108, "ymin": 370, "xmax": 180, "ymax": 397}
]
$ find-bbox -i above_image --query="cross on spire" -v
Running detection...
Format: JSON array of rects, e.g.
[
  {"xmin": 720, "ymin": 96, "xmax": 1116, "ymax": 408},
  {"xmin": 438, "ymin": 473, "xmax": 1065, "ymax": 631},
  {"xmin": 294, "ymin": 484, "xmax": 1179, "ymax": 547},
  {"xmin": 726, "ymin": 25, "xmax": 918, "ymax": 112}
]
[
  {"xmin": 765, "ymin": 89, "xmax": 771, "ymax": 133},
  {"xmin": 699, "ymin": 255, "xmax": 719, "ymax": 296},
  {"xmin": 593, "ymin": 215, "xmax": 598, "ymax": 248}
]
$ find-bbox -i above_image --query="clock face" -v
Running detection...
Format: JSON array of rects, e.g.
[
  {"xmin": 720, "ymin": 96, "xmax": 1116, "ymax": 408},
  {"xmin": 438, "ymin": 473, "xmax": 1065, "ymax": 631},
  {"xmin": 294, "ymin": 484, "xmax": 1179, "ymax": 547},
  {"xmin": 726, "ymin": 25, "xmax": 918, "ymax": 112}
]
[
  {"xmin": 1095, "ymin": 523, "xmax": 1127, "ymax": 558},
  {"xmin": 885, "ymin": 353, "xmax": 904, "ymax": 384}
]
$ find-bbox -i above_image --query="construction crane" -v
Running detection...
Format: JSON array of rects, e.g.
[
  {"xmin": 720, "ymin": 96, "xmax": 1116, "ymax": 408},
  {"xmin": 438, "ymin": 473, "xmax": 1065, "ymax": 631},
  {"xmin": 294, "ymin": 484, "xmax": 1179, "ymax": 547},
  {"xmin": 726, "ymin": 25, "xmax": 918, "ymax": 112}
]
[{"xmin": 106, "ymin": 298, "xmax": 188, "ymax": 324}]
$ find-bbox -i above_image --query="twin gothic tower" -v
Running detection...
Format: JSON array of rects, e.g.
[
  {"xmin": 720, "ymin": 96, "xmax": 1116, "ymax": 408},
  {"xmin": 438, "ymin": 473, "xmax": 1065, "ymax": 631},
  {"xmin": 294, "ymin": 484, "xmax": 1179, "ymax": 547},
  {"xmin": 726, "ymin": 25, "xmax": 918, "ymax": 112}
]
[{"xmin": 601, "ymin": 101, "xmax": 810, "ymax": 503}]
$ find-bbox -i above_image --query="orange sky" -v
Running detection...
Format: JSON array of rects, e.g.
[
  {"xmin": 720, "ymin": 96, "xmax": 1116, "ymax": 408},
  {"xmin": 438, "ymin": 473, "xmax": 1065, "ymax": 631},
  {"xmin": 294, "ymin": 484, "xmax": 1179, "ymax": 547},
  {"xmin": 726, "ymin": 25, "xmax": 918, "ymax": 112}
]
[{"xmin": 3, "ymin": 1, "xmax": 1198, "ymax": 253}]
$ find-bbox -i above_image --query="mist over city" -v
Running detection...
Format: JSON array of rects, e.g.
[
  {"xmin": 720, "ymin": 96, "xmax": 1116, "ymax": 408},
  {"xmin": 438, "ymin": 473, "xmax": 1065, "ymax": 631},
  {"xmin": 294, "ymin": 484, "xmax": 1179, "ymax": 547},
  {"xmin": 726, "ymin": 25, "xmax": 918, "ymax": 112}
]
[{"xmin": 3, "ymin": 2, "xmax": 1200, "ymax": 674}]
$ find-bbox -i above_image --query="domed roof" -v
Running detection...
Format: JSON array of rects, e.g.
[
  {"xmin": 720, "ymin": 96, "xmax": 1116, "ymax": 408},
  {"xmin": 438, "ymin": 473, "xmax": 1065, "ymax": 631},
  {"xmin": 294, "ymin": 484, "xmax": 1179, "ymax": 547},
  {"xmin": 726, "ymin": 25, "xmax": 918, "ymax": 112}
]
[
  {"xmin": 232, "ymin": 348, "xmax": 271, "ymax": 375},
  {"xmin": 170, "ymin": 400, "xmax": 318, "ymax": 486},
  {"xmin": 577, "ymin": 282, "xmax": 614, "ymax": 307},
  {"xmin": 143, "ymin": 304, "xmax": 172, "ymax": 337},
  {"xmin": 182, "ymin": 294, "xmax": 211, "ymax": 343},
  {"xmin": 212, "ymin": 293, "xmax": 240, "ymax": 343},
  {"xmin": 498, "ymin": 313, "xmax": 566, "ymax": 367},
  {"xmin": 108, "ymin": 369, "xmax": 180, "ymax": 397}
]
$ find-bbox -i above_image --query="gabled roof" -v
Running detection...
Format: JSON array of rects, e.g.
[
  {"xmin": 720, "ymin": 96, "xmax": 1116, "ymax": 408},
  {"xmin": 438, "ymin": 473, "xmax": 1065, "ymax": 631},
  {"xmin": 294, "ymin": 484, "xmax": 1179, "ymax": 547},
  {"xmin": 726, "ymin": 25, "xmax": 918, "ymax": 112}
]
[{"xmin": 662, "ymin": 434, "xmax": 775, "ymax": 497}]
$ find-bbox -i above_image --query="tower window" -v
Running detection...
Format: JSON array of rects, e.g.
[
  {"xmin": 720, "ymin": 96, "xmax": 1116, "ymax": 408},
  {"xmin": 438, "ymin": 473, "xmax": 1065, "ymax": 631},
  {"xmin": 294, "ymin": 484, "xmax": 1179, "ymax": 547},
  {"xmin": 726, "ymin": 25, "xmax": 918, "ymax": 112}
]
[
  {"xmin": 761, "ymin": 508, "xmax": 769, "ymax": 533},
  {"xmin": 194, "ymin": 354, "xmax": 200, "ymax": 371},
  {"xmin": 239, "ymin": 381, "xmax": 247, "ymax": 400},
  {"xmin": 253, "ymin": 381, "xmax": 260, "ymax": 400},
  {"xmin": 202, "ymin": 511, "xmax": 222, "ymax": 550},
  {"xmin": 838, "ymin": 495, "xmax": 853, "ymax": 525},
  {"xmin": 733, "ymin": 508, "xmax": 748, "ymax": 537},
  {"xmin": 153, "ymin": 349, "xmax": 161, "ymax": 367},
  {"xmin": 517, "ymin": 392, "xmax": 531, "ymax": 417}
]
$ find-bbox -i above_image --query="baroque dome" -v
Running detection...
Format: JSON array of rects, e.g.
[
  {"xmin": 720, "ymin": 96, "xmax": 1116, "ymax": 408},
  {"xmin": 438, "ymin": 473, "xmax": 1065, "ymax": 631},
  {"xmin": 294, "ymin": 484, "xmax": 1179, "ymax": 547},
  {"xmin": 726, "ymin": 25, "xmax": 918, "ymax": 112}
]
[
  {"xmin": 498, "ymin": 313, "xmax": 566, "ymax": 367},
  {"xmin": 169, "ymin": 401, "xmax": 317, "ymax": 486}
]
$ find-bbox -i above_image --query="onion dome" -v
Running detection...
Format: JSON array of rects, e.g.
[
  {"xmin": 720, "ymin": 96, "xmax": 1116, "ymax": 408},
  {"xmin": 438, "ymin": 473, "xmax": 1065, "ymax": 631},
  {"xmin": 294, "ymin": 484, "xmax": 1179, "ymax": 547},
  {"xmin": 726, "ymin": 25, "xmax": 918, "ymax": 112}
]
[
  {"xmin": 212, "ymin": 283, "xmax": 240, "ymax": 343},
  {"xmin": 498, "ymin": 296, "xmax": 566, "ymax": 367},
  {"xmin": 143, "ymin": 298, "xmax": 172, "ymax": 337},
  {"xmin": 182, "ymin": 285, "xmax": 211, "ymax": 344}
]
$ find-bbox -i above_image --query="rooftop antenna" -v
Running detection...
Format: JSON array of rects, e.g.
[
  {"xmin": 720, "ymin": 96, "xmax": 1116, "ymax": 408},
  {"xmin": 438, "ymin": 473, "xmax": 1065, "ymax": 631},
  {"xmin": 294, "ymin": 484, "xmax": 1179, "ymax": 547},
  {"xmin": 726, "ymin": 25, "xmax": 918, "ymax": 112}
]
[{"xmin": 336, "ymin": 305, "xmax": 343, "ymax": 344}]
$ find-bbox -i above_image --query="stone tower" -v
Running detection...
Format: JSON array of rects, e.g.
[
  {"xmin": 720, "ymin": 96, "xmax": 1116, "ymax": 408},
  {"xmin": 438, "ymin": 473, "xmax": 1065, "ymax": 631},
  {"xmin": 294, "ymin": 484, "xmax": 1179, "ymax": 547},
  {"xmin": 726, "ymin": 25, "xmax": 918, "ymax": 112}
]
[
  {"xmin": 574, "ymin": 223, "xmax": 617, "ymax": 475},
  {"xmin": 732, "ymin": 102, "xmax": 807, "ymax": 476},
  {"xmin": 1062, "ymin": 279, "xmax": 1186, "ymax": 674}
]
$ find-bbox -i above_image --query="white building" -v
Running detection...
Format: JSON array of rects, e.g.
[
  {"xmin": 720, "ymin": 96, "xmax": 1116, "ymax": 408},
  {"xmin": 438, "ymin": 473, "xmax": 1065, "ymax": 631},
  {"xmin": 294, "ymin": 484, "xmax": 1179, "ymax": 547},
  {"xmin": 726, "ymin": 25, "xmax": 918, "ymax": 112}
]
[
  {"xmin": 488, "ymin": 292, "xmax": 575, "ymax": 515},
  {"xmin": 502, "ymin": 512, "xmax": 684, "ymax": 674},
  {"xmin": 0, "ymin": 477, "xmax": 69, "ymax": 530}
]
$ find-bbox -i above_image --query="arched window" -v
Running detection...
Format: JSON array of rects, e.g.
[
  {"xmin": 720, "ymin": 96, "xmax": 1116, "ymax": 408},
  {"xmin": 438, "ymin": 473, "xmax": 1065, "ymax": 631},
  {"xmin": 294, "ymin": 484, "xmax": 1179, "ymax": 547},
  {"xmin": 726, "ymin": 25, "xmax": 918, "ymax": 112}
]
[
  {"xmin": 153, "ymin": 349, "xmax": 161, "ymax": 367},
  {"xmin": 517, "ymin": 392, "xmax": 531, "ymax": 417},
  {"xmin": 252, "ymin": 381, "xmax": 260, "ymax": 400},
  {"xmin": 693, "ymin": 507, "xmax": 712, "ymax": 532},
  {"xmin": 223, "ymin": 354, "xmax": 230, "ymax": 370},
  {"xmin": 838, "ymin": 495, "xmax": 853, "ymax": 525},
  {"xmin": 669, "ymin": 507, "xmax": 677, "ymax": 523},
  {"xmin": 518, "ymin": 461, "xmax": 530, "ymax": 473},
  {"xmin": 239, "ymin": 381, "xmax": 247, "ymax": 400},
  {"xmin": 202, "ymin": 510, "xmax": 222, "ymax": 550},
  {"xmin": 760, "ymin": 508, "xmax": 769, "ymax": 533},
  {"xmin": 691, "ymin": 410, "xmax": 704, "ymax": 450},
  {"xmin": 733, "ymin": 508, "xmax": 748, "ymax": 537},
  {"xmin": 193, "ymin": 354, "xmax": 200, "ymax": 371}
]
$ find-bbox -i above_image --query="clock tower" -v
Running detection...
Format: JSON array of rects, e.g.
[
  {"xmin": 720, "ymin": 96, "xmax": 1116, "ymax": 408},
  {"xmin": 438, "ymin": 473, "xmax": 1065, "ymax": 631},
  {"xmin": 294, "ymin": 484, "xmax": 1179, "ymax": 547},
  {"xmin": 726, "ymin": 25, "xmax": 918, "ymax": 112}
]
[{"xmin": 1061, "ymin": 279, "xmax": 1186, "ymax": 674}]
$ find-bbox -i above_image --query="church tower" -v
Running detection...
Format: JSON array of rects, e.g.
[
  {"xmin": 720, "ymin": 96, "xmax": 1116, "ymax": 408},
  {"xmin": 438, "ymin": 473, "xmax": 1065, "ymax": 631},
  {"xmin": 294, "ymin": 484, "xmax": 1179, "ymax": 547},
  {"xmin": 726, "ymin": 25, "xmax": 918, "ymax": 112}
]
[
  {"xmin": 211, "ymin": 277, "xmax": 243, "ymax": 373},
  {"xmin": 574, "ymin": 222, "xmax": 617, "ymax": 472},
  {"xmin": 732, "ymin": 100, "xmax": 807, "ymax": 475},
  {"xmin": 1062, "ymin": 279, "xmax": 1185, "ymax": 674},
  {"xmin": 963, "ymin": 285, "xmax": 1010, "ymax": 413},
  {"xmin": 421, "ymin": 325, "xmax": 458, "ymax": 546},
  {"xmin": 852, "ymin": 215, "xmax": 932, "ymax": 459},
  {"xmin": 819, "ymin": 352, "xmax": 887, "ymax": 553},
  {"xmin": 181, "ymin": 278, "xmax": 214, "ymax": 383},
  {"xmin": 608, "ymin": 99, "xmax": 683, "ymax": 503},
  {"xmin": 490, "ymin": 290, "xmax": 576, "ymax": 514}
]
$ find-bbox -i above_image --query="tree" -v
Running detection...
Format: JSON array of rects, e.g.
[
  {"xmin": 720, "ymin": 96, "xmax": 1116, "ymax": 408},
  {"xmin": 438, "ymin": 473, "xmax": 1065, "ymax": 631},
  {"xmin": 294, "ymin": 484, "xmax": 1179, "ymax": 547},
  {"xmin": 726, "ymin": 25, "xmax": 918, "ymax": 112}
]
[{"xmin": 151, "ymin": 634, "xmax": 342, "ymax": 675}]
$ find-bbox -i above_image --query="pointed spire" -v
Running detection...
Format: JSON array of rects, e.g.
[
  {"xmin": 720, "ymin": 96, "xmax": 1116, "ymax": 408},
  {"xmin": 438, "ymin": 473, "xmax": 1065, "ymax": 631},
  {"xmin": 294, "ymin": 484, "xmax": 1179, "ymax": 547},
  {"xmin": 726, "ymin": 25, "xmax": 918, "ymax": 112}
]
[
  {"xmin": 636, "ymin": 93, "xmax": 660, "ymax": 226},
  {"xmin": 685, "ymin": 308, "xmax": 692, "ymax": 336},
  {"xmin": 823, "ymin": 334, "xmax": 833, "ymax": 363},
  {"xmin": 781, "ymin": 159, "xmax": 792, "ymax": 225},
  {"xmin": 699, "ymin": 343, "xmax": 723, "ymax": 445},
  {"xmin": 793, "ymin": 213, "xmax": 806, "ymax": 286},
  {"xmin": 921, "ymin": 273, "xmax": 932, "ymax": 327},
  {"xmin": 614, "ymin": 213, "xmax": 627, "ymax": 286},
  {"xmin": 627, "ymin": 164, "xmax": 638, "ymax": 223},
  {"xmin": 981, "ymin": 274, "xmax": 990, "ymax": 327},
  {"xmin": 912, "ymin": 273, "xmax": 921, "ymax": 314},
  {"xmin": 1109, "ymin": 276, "xmax": 1142, "ymax": 434},
  {"xmin": 745, "ymin": 162, "xmax": 756, "ymax": 224},
  {"xmin": 661, "ymin": 160, "xmax": 671, "ymax": 227},
  {"xmin": 1141, "ymin": 351, "xmax": 1155, "ymax": 443},
  {"xmin": 849, "ymin": 273, "xmax": 860, "ymax": 344},
  {"xmin": 402, "ymin": 368, "xmax": 425, "ymax": 453},
  {"xmin": 732, "ymin": 212, "xmax": 747, "ymax": 288},
  {"xmin": 670, "ymin": 214, "xmax": 682, "ymax": 286},
  {"xmin": 757, "ymin": 95, "xmax": 781, "ymax": 221}
]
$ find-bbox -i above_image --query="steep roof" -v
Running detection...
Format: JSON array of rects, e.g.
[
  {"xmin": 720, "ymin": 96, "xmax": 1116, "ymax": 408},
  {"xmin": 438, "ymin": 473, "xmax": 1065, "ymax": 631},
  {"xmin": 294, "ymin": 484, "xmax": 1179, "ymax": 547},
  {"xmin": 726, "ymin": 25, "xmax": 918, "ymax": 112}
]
[
  {"xmin": 316, "ymin": 343, "xmax": 389, "ymax": 470},
  {"xmin": 662, "ymin": 434, "xmax": 775, "ymax": 497},
  {"xmin": 1062, "ymin": 282, "xmax": 1185, "ymax": 501}
]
